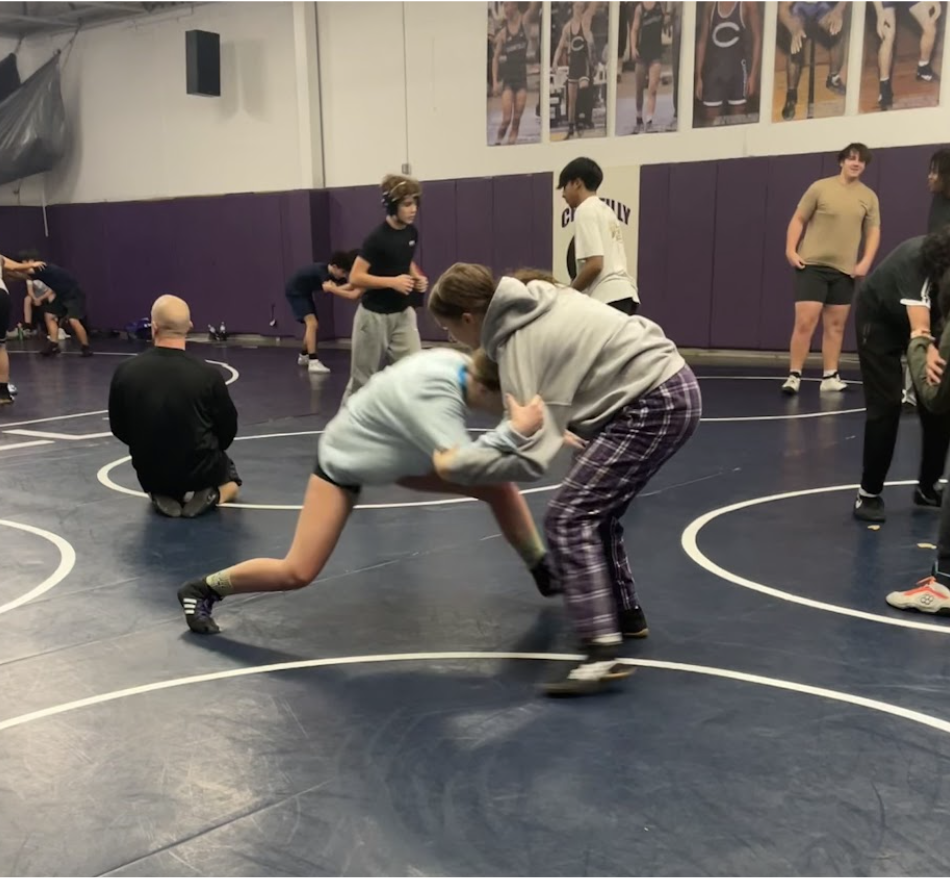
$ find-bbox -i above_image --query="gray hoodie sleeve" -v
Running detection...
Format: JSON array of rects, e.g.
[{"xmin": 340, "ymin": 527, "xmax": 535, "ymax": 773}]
[{"xmin": 441, "ymin": 403, "xmax": 570, "ymax": 485}]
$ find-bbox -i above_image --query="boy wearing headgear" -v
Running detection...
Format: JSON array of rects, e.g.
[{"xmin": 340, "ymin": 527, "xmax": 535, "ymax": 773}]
[{"xmin": 344, "ymin": 174, "xmax": 428, "ymax": 402}]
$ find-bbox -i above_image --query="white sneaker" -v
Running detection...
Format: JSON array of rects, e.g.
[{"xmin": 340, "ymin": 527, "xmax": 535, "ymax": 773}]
[
  {"xmin": 307, "ymin": 359, "xmax": 330, "ymax": 374},
  {"xmin": 297, "ymin": 353, "xmax": 309, "ymax": 366},
  {"xmin": 58, "ymin": 328, "xmax": 68, "ymax": 340},
  {"xmin": 885, "ymin": 577, "xmax": 950, "ymax": 615},
  {"xmin": 820, "ymin": 373, "xmax": 847, "ymax": 392},
  {"xmin": 781, "ymin": 375, "xmax": 801, "ymax": 395}
]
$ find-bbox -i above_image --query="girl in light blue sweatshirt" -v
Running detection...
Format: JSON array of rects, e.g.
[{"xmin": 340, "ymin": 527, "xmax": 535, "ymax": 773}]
[{"xmin": 176, "ymin": 348, "xmax": 554, "ymax": 633}]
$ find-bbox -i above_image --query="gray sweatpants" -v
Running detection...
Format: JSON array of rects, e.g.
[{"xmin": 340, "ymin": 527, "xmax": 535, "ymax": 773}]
[{"xmin": 342, "ymin": 305, "xmax": 422, "ymax": 402}]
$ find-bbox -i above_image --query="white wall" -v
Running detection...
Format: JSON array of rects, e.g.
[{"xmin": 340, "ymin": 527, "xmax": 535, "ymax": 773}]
[
  {"xmin": 14, "ymin": 2, "xmax": 309, "ymax": 205},
  {"xmin": 318, "ymin": 2, "xmax": 950, "ymax": 188}
]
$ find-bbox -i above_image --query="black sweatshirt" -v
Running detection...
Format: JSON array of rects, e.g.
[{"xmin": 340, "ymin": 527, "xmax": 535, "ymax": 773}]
[{"xmin": 108, "ymin": 347, "xmax": 238, "ymax": 494}]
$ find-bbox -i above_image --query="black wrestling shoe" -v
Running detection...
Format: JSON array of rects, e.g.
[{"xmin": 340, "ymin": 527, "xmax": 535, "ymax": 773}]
[
  {"xmin": 151, "ymin": 494, "xmax": 183, "ymax": 518},
  {"xmin": 0, "ymin": 387, "xmax": 13, "ymax": 406},
  {"xmin": 40, "ymin": 342, "xmax": 60, "ymax": 358},
  {"xmin": 80, "ymin": 346, "xmax": 93, "ymax": 357},
  {"xmin": 541, "ymin": 644, "xmax": 634, "ymax": 698},
  {"xmin": 177, "ymin": 580, "xmax": 221, "ymax": 634},
  {"xmin": 182, "ymin": 487, "xmax": 220, "ymax": 519},
  {"xmin": 530, "ymin": 555, "xmax": 560, "ymax": 597},
  {"xmin": 620, "ymin": 606, "xmax": 649, "ymax": 638},
  {"xmin": 914, "ymin": 484, "xmax": 943, "ymax": 508}
]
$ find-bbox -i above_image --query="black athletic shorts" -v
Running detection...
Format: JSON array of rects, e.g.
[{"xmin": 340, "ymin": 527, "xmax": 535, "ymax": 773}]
[
  {"xmin": 608, "ymin": 298, "xmax": 639, "ymax": 316},
  {"xmin": 0, "ymin": 289, "xmax": 9, "ymax": 344},
  {"xmin": 48, "ymin": 289, "xmax": 87, "ymax": 321},
  {"xmin": 286, "ymin": 290, "xmax": 316, "ymax": 323},
  {"xmin": 313, "ymin": 454, "xmax": 362, "ymax": 496},
  {"xmin": 793, "ymin": 264, "xmax": 855, "ymax": 306}
]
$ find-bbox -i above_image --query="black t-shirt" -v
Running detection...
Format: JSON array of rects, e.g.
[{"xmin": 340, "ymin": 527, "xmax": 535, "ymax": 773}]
[
  {"xmin": 33, "ymin": 263, "xmax": 81, "ymax": 299},
  {"xmin": 860, "ymin": 236, "xmax": 933, "ymax": 332},
  {"xmin": 929, "ymin": 193, "xmax": 950, "ymax": 234},
  {"xmin": 359, "ymin": 221, "xmax": 420, "ymax": 313},
  {"xmin": 286, "ymin": 263, "xmax": 332, "ymax": 297},
  {"xmin": 108, "ymin": 347, "xmax": 238, "ymax": 494}
]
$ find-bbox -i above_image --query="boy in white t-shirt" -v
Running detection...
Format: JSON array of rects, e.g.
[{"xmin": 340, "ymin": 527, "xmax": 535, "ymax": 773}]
[{"xmin": 558, "ymin": 157, "xmax": 640, "ymax": 315}]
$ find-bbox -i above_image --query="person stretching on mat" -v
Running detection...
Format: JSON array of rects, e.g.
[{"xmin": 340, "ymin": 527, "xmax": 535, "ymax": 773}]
[
  {"xmin": 427, "ymin": 265, "xmax": 701, "ymax": 697},
  {"xmin": 343, "ymin": 174, "xmax": 427, "ymax": 403},
  {"xmin": 176, "ymin": 347, "xmax": 558, "ymax": 633},
  {"xmin": 109, "ymin": 295, "xmax": 241, "ymax": 519}
]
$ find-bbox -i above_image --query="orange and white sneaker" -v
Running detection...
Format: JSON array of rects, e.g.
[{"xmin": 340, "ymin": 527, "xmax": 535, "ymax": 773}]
[{"xmin": 885, "ymin": 577, "xmax": 950, "ymax": 615}]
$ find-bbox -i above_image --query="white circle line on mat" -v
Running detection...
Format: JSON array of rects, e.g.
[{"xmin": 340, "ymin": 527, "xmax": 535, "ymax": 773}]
[
  {"xmin": 0, "ymin": 520, "xmax": 76, "ymax": 615},
  {"xmin": 1, "ymin": 653, "xmax": 949, "ymax": 739},
  {"xmin": 694, "ymin": 374, "xmax": 864, "ymax": 422},
  {"xmin": 681, "ymin": 479, "xmax": 950, "ymax": 634}
]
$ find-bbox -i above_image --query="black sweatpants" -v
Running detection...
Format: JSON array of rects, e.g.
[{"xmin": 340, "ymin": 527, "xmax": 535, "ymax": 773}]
[{"xmin": 855, "ymin": 295, "xmax": 950, "ymax": 496}]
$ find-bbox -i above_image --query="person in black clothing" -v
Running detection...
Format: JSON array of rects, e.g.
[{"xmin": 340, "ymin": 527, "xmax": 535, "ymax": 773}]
[
  {"xmin": 285, "ymin": 250, "xmax": 358, "ymax": 374},
  {"xmin": 630, "ymin": 1, "xmax": 665, "ymax": 133},
  {"xmin": 902, "ymin": 148, "xmax": 950, "ymax": 408},
  {"xmin": 343, "ymin": 174, "xmax": 427, "ymax": 403},
  {"xmin": 491, "ymin": 3, "xmax": 540, "ymax": 146},
  {"xmin": 26, "ymin": 261, "xmax": 93, "ymax": 357},
  {"xmin": 853, "ymin": 230, "xmax": 950, "ymax": 523},
  {"xmin": 109, "ymin": 295, "xmax": 241, "ymax": 519}
]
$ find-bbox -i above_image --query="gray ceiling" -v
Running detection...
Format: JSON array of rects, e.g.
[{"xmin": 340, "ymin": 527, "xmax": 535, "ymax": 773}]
[{"xmin": 0, "ymin": 2, "xmax": 190, "ymax": 38}]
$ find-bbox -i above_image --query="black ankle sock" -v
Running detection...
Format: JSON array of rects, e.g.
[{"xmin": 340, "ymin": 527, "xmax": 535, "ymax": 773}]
[
  {"xmin": 308, "ymin": 353, "xmax": 318, "ymax": 360},
  {"xmin": 790, "ymin": 370, "xmax": 802, "ymax": 378},
  {"xmin": 0, "ymin": 382, "xmax": 8, "ymax": 393}
]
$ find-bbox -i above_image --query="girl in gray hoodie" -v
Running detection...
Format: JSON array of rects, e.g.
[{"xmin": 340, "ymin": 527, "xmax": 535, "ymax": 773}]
[
  {"xmin": 429, "ymin": 265, "xmax": 701, "ymax": 697},
  {"xmin": 176, "ymin": 347, "xmax": 555, "ymax": 634}
]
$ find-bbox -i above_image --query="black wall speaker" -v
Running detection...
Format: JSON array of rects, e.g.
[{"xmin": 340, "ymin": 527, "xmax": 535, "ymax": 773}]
[{"xmin": 185, "ymin": 30, "xmax": 220, "ymax": 97}]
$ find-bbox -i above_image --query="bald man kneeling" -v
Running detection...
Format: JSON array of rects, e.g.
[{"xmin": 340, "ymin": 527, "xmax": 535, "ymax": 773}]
[{"xmin": 108, "ymin": 295, "xmax": 242, "ymax": 518}]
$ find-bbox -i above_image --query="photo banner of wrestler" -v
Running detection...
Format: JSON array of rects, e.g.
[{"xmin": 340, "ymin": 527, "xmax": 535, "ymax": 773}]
[
  {"xmin": 550, "ymin": 1, "xmax": 609, "ymax": 142},
  {"xmin": 487, "ymin": 2, "xmax": 544, "ymax": 146},
  {"xmin": 859, "ymin": 0, "xmax": 945, "ymax": 113},
  {"xmin": 692, "ymin": 1, "xmax": 764, "ymax": 129},
  {"xmin": 616, "ymin": 2, "xmax": 682, "ymax": 135},
  {"xmin": 773, "ymin": 2, "xmax": 850, "ymax": 122},
  {"xmin": 551, "ymin": 165, "xmax": 639, "ymax": 287}
]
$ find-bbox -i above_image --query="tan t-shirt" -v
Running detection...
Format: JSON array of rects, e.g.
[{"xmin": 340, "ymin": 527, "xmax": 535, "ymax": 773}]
[{"xmin": 796, "ymin": 176, "xmax": 881, "ymax": 276}]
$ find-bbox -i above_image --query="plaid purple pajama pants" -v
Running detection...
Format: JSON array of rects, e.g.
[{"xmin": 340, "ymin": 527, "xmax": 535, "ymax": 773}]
[{"xmin": 544, "ymin": 365, "xmax": 702, "ymax": 645}]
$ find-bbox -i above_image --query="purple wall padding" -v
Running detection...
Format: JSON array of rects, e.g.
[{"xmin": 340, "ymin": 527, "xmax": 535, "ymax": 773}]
[
  {"xmin": 45, "ymin": 192, "xmax": 313, "ymax": 336},
  {"xmin": 757, "ymin": 152, "xmax": 823, "ymax": 352},
  {"xmin": 327, "ymin": 185, "xmax": 380, "ymax": 343},
  {"xmin": 492, "ymin": 175, "xmax": 534, "ymax": 275},
  {"xmin": 324, "ymin": 174, "xmax": 552, "ymax": 342},
  {"xmin": 661, "ymin": 161, "xmax": 718, "ymax": 347},
  {"xmin": 531, "ymin": 173, "xmax": 554, "ymax": 273},
  {"xmin": 307, "ymin": 189, "xmax": 334, "ymax": 338},
  {"xmin": 455, "ymin": 178, "xmax": 495, "ymax": 270},
  {"xmin": 415, "ymin": 179, "xmax": 458, "ymax": 340},
  {"xmin": 709, "ymin": 157, "xmax": 769, "ymax": 349},
  {"xmin": 637, "ymin": 163, "xmax": 670, "ymax": 334},
  {"xmin": 0, "ymin": 206, "xmax": 48, "ymax": 327},
  {"xmin": 644, "ymin": 143, "xmax": 944, "ymax": 353}
]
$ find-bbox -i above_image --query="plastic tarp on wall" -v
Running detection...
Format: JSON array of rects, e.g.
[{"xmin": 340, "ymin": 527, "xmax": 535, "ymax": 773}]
[{"xmin": 0, "ymin": 54, "xmax": 66, "ymax": 186}]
